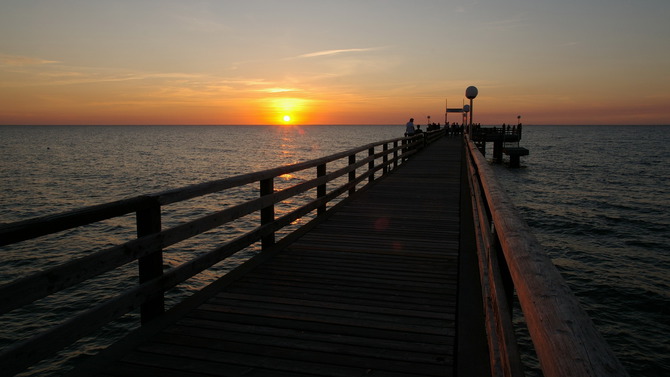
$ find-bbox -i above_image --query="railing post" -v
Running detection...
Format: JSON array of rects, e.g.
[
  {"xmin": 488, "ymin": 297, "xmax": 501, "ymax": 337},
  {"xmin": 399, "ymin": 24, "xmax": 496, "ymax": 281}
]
[
  {"xmin": 493, "ymin": 228, "xmax": 515, "ymax": 316},
  {"xmin": 368, "ymin": 147, "xmax": 375, "ymax": 183},
  {"xmin": 260, "ymin": 178, "xmax": 274, "ymax": 250},
  {"xmin": 382, "ymin": 143, "xmax": 388, "ymax": 175},
  {"xmin": 136, "ymin": 201, "xmax": 163, "ymax": 324},
  {"xmin": 348, "ymin": 154, "xmax": 356, "ymax": 196},
  {"xmin": 393, "ymin": 141, "xmax": 398, "ymax": 169},
  {"xmin": 317, "ymin": 163, "xmax": 326, "ymax": 216}
]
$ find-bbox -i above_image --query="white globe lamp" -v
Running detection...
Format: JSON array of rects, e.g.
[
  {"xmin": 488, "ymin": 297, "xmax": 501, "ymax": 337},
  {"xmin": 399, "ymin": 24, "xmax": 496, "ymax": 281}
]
[{"xmin": 465, "ymin": 86, "xmax": 478, "ymax": 126}]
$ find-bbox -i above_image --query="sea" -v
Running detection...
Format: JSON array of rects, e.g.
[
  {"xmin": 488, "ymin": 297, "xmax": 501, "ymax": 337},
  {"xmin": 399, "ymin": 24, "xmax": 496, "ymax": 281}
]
[{"xmin": 0, "ymin": 125, "xmax": 669, "ymax": 376}]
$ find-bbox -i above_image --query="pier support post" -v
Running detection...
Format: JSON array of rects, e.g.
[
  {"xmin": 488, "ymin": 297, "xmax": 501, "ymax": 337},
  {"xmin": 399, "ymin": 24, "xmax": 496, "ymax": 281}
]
[
  {"xmin": 509, "ymin": 155, "xmax": 521, "ymax": 168},
  {"xmin": 493, "ymin": 138, "xmax": 503, "ymax": 163},
  {"xmin": 136, "ymin": 201, "xmax": 164, "ymax": 324},
  {"xmin": 503, "ymin": 147, "xmax": 528, "ymax": 168}
]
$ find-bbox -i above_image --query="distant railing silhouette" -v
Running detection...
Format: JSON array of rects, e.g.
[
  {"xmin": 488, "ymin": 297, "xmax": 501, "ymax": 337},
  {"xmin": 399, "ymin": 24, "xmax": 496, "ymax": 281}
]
[
  {"xmin": 0, "ymin": 130, "xmax": 443, "ymax": 376},
  {"xmin": 464, "ymin": 134, "xmax": 628, "ymax": 377}
]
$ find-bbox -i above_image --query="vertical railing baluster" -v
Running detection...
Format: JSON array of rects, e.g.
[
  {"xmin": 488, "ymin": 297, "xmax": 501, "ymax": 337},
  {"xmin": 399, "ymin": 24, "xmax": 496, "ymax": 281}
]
[
  {"xmin": 368, "ymin": 147, "xmax": 375, "ymax": 183},
  {"xmin": 348, "ymin": 154, "xmax": 356, "ymax": 196},
  {"xmin": 317, "ymin": 163, "xmax": 326, "ymax": 216},
  {"xmin": 382, "ymin": 143, "xmax": 388, "ymax": 175},
  {"xmin": 393, "ymin": 141, "xmax": 398, "ymax": 169},
  {"xmin": 136, "ymin": 200, "xmax": 163, "ymax": 324},
  {"xmin": 260, "ymin": 178, "xmax": 274, "ymax": 250}
]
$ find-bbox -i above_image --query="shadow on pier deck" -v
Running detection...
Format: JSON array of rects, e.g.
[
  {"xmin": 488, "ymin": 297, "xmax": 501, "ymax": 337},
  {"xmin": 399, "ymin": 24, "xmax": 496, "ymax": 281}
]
[{"xmin": 68, "ymin": 137, "xmax": 488, "ymax": 377}]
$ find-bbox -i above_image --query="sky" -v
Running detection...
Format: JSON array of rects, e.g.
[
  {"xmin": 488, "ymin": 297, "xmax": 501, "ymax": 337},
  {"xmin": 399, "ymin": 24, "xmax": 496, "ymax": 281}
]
[{"xmin": 1, "ymin": 0, "xmax": 669, "ymax": 126}]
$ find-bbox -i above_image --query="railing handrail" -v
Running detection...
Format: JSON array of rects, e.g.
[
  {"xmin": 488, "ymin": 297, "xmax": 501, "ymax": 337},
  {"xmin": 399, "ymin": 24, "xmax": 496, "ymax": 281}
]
[
  {"xmin": 0, "ymin": 129, "xmax": 444, "ymax": 376},
  {"xmin": 464, "ymin": 135, "xmax": 628, "ymax": 377}
]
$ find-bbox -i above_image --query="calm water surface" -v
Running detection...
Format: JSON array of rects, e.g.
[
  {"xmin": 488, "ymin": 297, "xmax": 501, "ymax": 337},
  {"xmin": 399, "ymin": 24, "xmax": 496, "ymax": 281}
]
[{"xmin": 1, "ymin": 125, "xmax": 669, "ymax": 376}]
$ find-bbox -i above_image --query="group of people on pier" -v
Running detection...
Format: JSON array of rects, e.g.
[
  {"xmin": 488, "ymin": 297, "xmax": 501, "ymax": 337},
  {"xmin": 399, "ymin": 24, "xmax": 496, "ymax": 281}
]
[
  {"xmin": 404, "ymin": 118, "xmax": 464, "ymax": 137},
  {"xmin": 470, "ymin": 123, "xmax": 523, "ymax": 139},
  {"xmin": 404, "ymin": 117, "xmax": 523, "ymax": 141}
]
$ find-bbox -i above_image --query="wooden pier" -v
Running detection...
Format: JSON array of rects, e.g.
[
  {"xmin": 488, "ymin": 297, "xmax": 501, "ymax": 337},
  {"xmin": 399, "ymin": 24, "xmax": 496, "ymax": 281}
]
[
  {"xmin": 471, "ymin": 125, "xmax": 528, "ymax": 167},
  {"xmin": 0, "ymin": 130, "xmax": 628, "ymax": 377},
  {"xmin": 68, "ymin": 136, "xmax": 464, "ymax": 377}
]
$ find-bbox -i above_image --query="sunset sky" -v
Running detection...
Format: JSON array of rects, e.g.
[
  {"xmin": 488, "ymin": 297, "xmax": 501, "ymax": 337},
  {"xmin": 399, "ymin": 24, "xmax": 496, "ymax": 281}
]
[{"xmin": 1, "ymin": 0, "xmax": 669, "ymax": 126}]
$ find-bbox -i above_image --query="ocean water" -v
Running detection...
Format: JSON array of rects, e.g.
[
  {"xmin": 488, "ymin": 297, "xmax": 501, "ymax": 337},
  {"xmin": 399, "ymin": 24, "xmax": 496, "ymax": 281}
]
[{"xmin": 1, "ymin": 125, "xmax": 669, "ymax": 376}]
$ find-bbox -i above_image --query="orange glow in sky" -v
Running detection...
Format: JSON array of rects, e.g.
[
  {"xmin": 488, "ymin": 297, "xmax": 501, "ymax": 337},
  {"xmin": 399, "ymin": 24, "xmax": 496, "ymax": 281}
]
[
  {"xmin": 265, "ymin": 97, "xmax": 311, "ymax": 125},
  {"xmin": 1, "ymin": 1, "xmax": 669, "ymax": 126}
]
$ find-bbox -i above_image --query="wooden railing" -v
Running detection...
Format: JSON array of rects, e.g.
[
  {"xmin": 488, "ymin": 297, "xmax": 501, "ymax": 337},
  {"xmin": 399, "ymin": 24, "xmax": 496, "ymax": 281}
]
[
  {"xmin": 0, "ymin": 130, "xmax": 443, "ymax": 376},
  {"xmin": 464, "ymin": 135, "xmax": 628, "ymax": 377},
  {"xmin": 471, "ymin": 124, "xmax": 522, "ymax": 140}
]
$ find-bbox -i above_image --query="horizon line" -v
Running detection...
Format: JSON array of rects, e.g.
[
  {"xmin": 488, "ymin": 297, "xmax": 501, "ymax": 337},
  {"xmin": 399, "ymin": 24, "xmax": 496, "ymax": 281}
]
[{"xmin": 2, "ymin": 123, "xmax": 670, "ymax": 127}]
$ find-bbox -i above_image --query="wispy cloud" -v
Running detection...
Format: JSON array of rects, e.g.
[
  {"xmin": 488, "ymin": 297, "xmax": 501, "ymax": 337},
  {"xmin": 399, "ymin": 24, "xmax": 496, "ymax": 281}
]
[
  {"xmin": 561, "ymin": 41, "xmax": 579, "ymax": 47},
  {"xmin": 0, "ymin": 60, "xmax": 208, "ymax": 88},
  {"xmin": 40, "ymin": 70, "xmax": 204, "ymax": 86},
  {"xmin": 0, "ymin": 54, "xmax": 59, "ymax": 66},
  {"xmin": 261, "ymin": 87, "xmax": 297, "ymax": 93},
  {"xmin": 295, "ymin": 47, "xmax": 384, "ymax": 59},
  {"xmin": 483, "ymin": 12, "xmax": 529, "ymax": 30}
]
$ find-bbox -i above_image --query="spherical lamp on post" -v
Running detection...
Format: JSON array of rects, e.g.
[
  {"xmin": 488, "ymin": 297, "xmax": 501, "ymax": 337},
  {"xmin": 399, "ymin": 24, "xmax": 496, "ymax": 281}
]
[{"xmin": 465, "ymin": 86, "xmax": 478, "ymax": 126}]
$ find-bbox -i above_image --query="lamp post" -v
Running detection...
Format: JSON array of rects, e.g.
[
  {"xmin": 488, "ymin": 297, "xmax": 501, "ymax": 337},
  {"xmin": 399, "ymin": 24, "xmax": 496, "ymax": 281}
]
[
  {"xmin": 465, "ymin": 86, "xmax": 478, "ymax": 126},
  {"xmin": 463, "ymin": 104, "xmax": 470, "ymax": 129}
]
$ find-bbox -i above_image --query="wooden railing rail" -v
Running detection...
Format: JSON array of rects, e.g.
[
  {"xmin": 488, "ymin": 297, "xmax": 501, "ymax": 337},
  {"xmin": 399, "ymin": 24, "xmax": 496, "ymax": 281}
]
[
  {"xmin": 464, "ymin": 135, "xmax": 628, "ymax": 377},
  {"xmin": 0, "ymin": 129, "xmax": 444, "ymax": 376}
]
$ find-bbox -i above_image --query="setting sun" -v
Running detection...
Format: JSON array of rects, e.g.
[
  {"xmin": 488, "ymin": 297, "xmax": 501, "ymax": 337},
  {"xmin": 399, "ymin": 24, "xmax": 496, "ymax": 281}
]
[{"xmin": 260, "ymin": 97, "xmax": 312, "ymax": 125}]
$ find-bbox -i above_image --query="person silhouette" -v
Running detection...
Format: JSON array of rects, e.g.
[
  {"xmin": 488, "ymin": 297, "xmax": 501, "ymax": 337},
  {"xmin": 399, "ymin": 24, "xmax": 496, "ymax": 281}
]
[{"xmin": 405, "ymin": 118, "xmax": 415, "ymax": 136}]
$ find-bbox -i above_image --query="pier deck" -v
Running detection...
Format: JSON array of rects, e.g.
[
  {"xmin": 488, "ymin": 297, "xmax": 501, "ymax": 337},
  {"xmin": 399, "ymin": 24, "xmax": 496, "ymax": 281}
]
[{"xmin": 72, "ymin": 137, "xmax": 469, "ymax": 377}]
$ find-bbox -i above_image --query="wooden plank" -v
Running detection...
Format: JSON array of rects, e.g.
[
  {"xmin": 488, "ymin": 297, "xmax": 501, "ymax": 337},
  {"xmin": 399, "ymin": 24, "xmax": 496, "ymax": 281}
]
[
  {"xmin": 224, "ymin": 282, "xmax": 454, "ymax": 315},
  {"xmin": 144, "ymin": 332, "xmax": 450, "ymax": 376},
  {"xmin": 161, "ymin": 325, "xmax": 449, "ymax": 365},
  {"xmin": 170, "ymin": 319, "xmax": 453, "ymax": 356},
  {"xmin": 184, "ymin": 309, "xmax": 452, "ymax": 347},
  {"xmin": 212, "ymin": 292, "xmax": 452, "ymax": 321}
]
